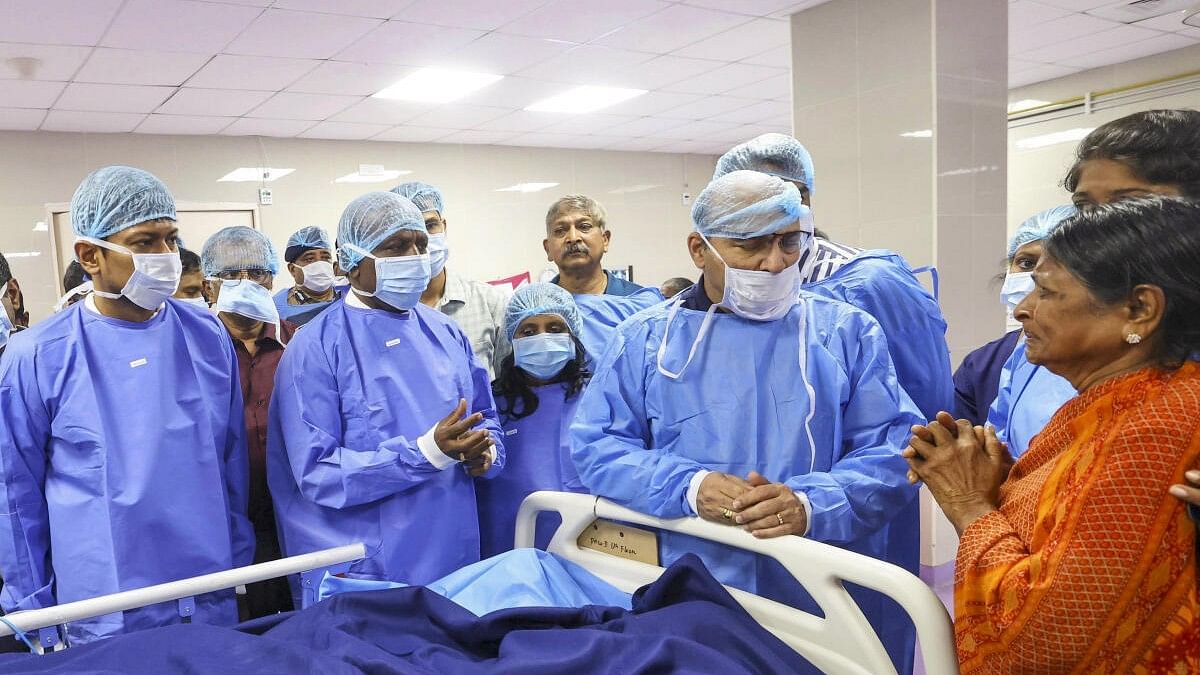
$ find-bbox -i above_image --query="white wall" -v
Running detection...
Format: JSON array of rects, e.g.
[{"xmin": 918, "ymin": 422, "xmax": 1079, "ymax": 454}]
[
  {"xmin": 1008, "ymin": 43, "xmax": 1200, "ymax": 238},
  {"xmin": 0, "ymin": 130, "xmax": 717, "ymax": 322}
]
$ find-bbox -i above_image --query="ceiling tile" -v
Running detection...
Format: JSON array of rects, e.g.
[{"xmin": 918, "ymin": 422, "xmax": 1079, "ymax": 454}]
[
  {"xmin": 226, "ymin": 9, "xmax": 382, "ymax": 59},
  {"xmin": 654, "ymin": 119, "xmax": 741, "ymax": 140},
  {"xmin": 328, "ymin": 98, "xmax": 433, "ymax": 125},
  {"xmin": 1008, "ymin": 57, "xmax": 1047, "ymax": 74},
  {"xmin": 604, "ymin": 136, "xmax": 670, "ymax": 151},
  {"xmin": 372, "ymin": 125, "xmax": 458, "ymax": 142},
  {"xmin": 547, "ymin": 134, "xmax": 629, "ymax": 150},
  {"xmin": 391, "ymin": 0, "xmax": 548, "ymax": 31},
  {"xmin": 459, "ymin": 76, "xmax": 564, "ymax": 108},
  {"xmin": 1007, "ymin": 63, "xmax": 1082, "ymax": 87},
  {"xmin": 1022, "ymin": 24, "xmax": 1165, "ymax": 63},
  {"xmin": 612, "ymin": 55, "xmax": 726, "ymax": 90},
  {"xmin": 0, "ymin": 43, "xmax": 92, "ymax": 81},
  {"xmin": 333, "ymin": 20, "xmax": 486, "ymax": 65},
  {"xmin": 603, "ymin": 91, "xmax": 706, "ymax": 116},
  {"xmin": 0, "ymin": 107, "xmax": 46, "ymax": 130},
  {"xmin": 186, "ymin": 55, "xmax": 321, "ymax": 91},
  {"xmin": 541, "ymin": 113, "xmax": 639, "ymax": 135},
  {"xmin": 1007, "ymin": 0, "xmax": 1072, "ymax": 29},
  {"xmin": 299, "ymin": 121, "xmax": 393, "ymax": 140},
  {"xmin": 1055, "ymin": 33, "xmax": 1197, "ymax": 69},
  {"xmin": 221, "ymin": 117, "xmax": 315, "ymax": 136},
  {"xmin": 403, "ymin": 104, "xmax": 511, "ymax": 128},
  {"xmin": 503, "ymin": 131, "xmax": 582, "ymax": 148},
  {"xmin": 0, "ymin": 0, "xmax": 124, "ymax": 46},
  {"xmin": 437, "ymin": 129, "xmax": 521, "ymax": 144},
  {"xmin": 471, "ymin": 110, "xmax": 566, "ymax": 133},
  {"xmin": 101, "ymin": 0, "xmax": 263, "ymax": 53},
  {"xmin": 705, "ymin": 99, "xmax": 790, "ymax": 124},
  {"xmin": 156, "ymin": 88, "xmax": 275, "ymax": 116},
  {"xmin": 134, "ymin": 114, "xmax": 234, "ymax": 135},
  {"xmin": 247, "ymin": 92, "xmax": 362, "ymax": 120},
  {"xmin": 516, "ymin": 46, "xmax": 654, "ymax": 85},
  {"xmin": 498, "ymin": 0, "xmax": 668, "ymax": 43},
  {"xmin": 271, "ymin": 0, "xmax": 413, "ymax": 18},
  {"xmin": 57, "ymin": 83, "xmax": 176, "ymax": 113},
  {"xmin": 1033, "ymin": 0, "xmax": 1115, "ymax": 10},
  {"xmin": 0, "ymin": 80, "xmax": 65, "ymax": 108},
  {"xmin": 1009, "ymin": 13, "xmax": 1119, "ymax": 53},
  {"xmin": 74, "ymin": 49, "xmax": 211, "ymax": 86},
  {"xmin": 287, "ymin": 62, "xmax": 412, "ymax": 96},
  {"xmin": 1130, "ymin": 11, "xmax": 1194, "ymax": 33},
  {"xmin": 672, "ymin": 18, "xmax": 789, "ymax": 61},
  {"xmin": 437, "ymin": 33, "xmax": 574, "ymax": 74},
  {"xmin": 742, "ymin": 44, "xmax": 791, "ymax": 68},
  {"xmin": 41, "ymin": 110, "xmax": 146, "ymax": 133},
  {"xmin": 655, "ymin": 95, "xmax": 761, "ymax": 120},
  {"xmin": 663, "ymin": 62, "xmax": 785, "ymax": 95},
  {"xmin": 680, "ymin": 0, "xmax": 816, "ymax": 16},
  {"xmin": 724, "ymin": 72, "xmax": 790, "ymax": 100},
  {"xmin": 603, "ymin": 115, "xmax": 694, "ymax": 137},
  {"xmin": 595, "ymin": 5, "xmax": 753, "ymax": 54}
]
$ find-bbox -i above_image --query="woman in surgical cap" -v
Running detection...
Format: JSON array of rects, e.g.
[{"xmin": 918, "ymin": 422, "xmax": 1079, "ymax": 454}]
[
  {"xmin": 476, "ymin": 283, "xmax": 591, "ymax": 557},
  {"xmin": 951, "ymin": 206, "xmax": 1076, "ymax": 428}
]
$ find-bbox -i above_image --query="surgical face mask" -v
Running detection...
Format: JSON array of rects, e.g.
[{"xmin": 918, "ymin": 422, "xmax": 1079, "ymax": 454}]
[
  {"xmin": 702, "ymin": 234, "xmax": 800, "ymax": 322},
  {"xmin": 427, "ymin": 233, "xmax": 449, "ymax": 280},
  {"xmin": 80, "ymin": 237, "xmax": 182, "ymax": 311},
  {"xmin": 300, "ymin": 260, "xmax": 336, "ymax": 293},
  {"xmin": 514, "ymin": 333, "xmax": 575, "ymax": 380},
  {"xmin": 176, "ymin": 296, "xmax": 209, "ymax": 309},
  {"xmin": 212, "ymin": 278, "xmax": 279, "ymax": 324},
  {"xmin": 1000, "ymin": 272, "xmax": 1034, "ymax": 312},
  {"xmin": 344, "ymin": 244, "xmax": 431, "ymax": 311}
]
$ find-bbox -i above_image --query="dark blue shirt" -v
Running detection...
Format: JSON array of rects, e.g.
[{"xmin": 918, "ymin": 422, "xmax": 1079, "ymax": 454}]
[{"xmin": 952, "ymin": 329, "xmax": 1021, "ymax": 426}]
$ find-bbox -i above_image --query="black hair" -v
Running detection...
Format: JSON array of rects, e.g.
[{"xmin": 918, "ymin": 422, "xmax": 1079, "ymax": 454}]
[
  {"xmin": 1064, "ymin": 109, "xmax": 1200, "ymax": 198},
  {"xmin": 179, "ymin": 248, "xmax": 201, "ymax": 274},
  {"xmin": 812, "ymin": 227, "xmax": 830, "ymax": 240},
  {"xmin": 62, "ymin": 260, "xmax": 87, "ymax": 292},
  {"xmin": 1043, "ymin": 196, "xmax": 1200, "ymax": 368},
  {"xmin": 491, "ymin": 335, "xmax": 591, "ymax": 420},
  {"xmin": 0, "ymin": 252, "xmax": 10, "ymax": 287}
]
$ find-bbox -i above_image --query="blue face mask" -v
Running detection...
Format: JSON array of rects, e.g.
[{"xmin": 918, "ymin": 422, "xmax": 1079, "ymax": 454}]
[
  {"xmin": 514, "ymin": 332, "xmax": 576, "ymax": 381},
  {"xmin": 345, "ymin": 244, "xmax": 431, "ymax": 311},
  {"xmin": 212, "ymin": 278, "xmax": 279, "ymax": 324}
]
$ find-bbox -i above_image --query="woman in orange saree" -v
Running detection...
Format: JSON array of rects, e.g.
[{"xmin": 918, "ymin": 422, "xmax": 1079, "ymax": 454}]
[{"xmin": 906, "ymin": 197, "xmax": 1200, "ymax": 674}]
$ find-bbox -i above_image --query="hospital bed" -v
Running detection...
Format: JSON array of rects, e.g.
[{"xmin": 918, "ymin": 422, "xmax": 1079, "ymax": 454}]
[{"xmin": 0, "ymin": 492, "xmax": 957, "ymax": 675}]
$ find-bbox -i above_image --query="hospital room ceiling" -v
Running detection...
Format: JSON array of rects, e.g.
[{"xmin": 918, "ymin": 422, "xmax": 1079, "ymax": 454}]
[{"xmin": 0, "ymin": 0, "xmax": 1197, "ymax": 153}]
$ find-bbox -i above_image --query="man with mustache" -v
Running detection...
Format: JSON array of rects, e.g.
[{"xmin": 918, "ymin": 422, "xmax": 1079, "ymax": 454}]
[{"xmin": 544, "ymin": 195, "xmax": 663, "ymax": 359}]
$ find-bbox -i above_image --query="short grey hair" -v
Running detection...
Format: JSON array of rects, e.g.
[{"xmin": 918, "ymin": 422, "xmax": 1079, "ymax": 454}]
[{"xmin": 545, "ymin": 195, "xmax": 607, "ymax": 231}]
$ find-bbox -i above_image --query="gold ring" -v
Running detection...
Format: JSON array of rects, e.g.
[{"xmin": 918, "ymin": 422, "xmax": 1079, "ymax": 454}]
[
  {"xmin": 776, "ymin": 513, "xmax": 785, "ymax": 526},
  {"xmin": 721, "ymin": 508, "xmax": 734, "ymax": 520}
]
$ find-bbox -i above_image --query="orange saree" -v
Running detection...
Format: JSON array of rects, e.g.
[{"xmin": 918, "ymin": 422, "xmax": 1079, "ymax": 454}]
[{"xmin": 955, "ymin": 362, "xmax": 1200, "ymax": 675}]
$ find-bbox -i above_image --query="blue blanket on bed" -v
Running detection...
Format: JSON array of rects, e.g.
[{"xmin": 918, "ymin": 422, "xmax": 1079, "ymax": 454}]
[{"xmin": 0, "ymin": 555, "xmax": 813, "ymax": 674}]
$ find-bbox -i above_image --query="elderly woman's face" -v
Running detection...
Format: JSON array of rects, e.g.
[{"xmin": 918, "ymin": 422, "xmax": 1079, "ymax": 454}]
[{"xmin": 1013, "ymin": 255, "xmax": 1127, "ymax": 372}]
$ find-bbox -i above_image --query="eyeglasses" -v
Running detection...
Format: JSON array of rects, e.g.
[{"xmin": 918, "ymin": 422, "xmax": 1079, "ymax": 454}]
[{"xmin": 214, "ymin": 269, "xmax": 272, "ymax": 283}]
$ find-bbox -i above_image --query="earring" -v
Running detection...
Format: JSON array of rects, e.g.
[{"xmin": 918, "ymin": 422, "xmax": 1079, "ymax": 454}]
[{"xmin": 1125, "ymin": 333, "xmax": 1142, "ymax": 345}]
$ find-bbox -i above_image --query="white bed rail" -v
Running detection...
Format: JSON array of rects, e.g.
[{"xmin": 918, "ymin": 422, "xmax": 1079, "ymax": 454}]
[
  {"xmin": 516, "ymin": 491, "xmax": 957, "ymax": 675},
  {"xmin": 0, "ymin": 543, "xmax": 365, "ymax": 652}
]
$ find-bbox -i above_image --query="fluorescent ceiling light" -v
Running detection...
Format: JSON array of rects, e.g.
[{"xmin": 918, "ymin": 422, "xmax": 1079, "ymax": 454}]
[
  {"xmin": 1015, "ymin": 127, "xmax": 1094, "ymax": 150},
  {"xmin": 333, "ymin": 169, "xmax": 412, "ymax": 184},
  {"xmin": 217, "ymin": 167, "xmax": 294, "ymax": 182},
  {"xmin": 32, "ymin": 221, "xmax": 47, "ymax": 232},
  {"xmin": 1007, "ymin": 99, "xmax": 1050, "ymax": 114},
  {"xmin": 4, "ymin": 251, "xmax": 41, "ymax": 258},
  {"xmin": 608, "ymin": 184, "xmax": 661, "ymax": 194},
  {"xmin": 525, "ymin": 86, "xmax": 647, "ymax": 114},
  {"xmin": 373, "ymin": 68, "xmax": 503, "ymax": 103},
  {"xmin": 899, "ymin": 129, "xmax": 932, "ymax": 138},
  {"xmin": 496, "ymin": 182, "xmax": 560, "ymax": 193}
]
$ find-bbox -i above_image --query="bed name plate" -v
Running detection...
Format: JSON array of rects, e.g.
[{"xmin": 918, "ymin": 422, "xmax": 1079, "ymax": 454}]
[{"xmin": 577, "ymin": 519, "xmax": 660, "ymax": 566}]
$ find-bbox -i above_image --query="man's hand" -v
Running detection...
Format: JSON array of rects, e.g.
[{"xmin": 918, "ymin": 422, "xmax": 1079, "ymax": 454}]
[
  {"xmin": 696, "ymin": 473, "xmax": 752, "ymax": 524},
  {"xmin": 435, "ymin": 399, "xmax": 493, "ymax": 465},
  {"xmin": 732, "ymin": 471, "xmax": 807, "ymax": 538}
]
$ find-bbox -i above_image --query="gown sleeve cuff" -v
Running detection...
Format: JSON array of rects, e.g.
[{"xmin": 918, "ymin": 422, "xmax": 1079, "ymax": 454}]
[
  {"xmin": 417, "ymin": 424, "xmax": 455, "ymax": 471},
  {"xmin": 794, "ymin": 490, "xmax": 812, "ymax": 537},
  {"xmin": 685, "ymin": 470, "xmax": 712, "ymax": 516}
]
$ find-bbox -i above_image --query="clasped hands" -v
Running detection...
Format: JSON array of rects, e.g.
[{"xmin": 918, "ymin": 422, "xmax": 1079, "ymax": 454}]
[{"xmin": 695, "ymin": 471, "xmax": 806, "ymax": 538}]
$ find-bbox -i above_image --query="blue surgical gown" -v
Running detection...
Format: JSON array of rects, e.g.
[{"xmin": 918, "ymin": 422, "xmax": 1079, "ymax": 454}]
[
  {"xmin": 570, "ymin": 293, "xmax": 921, "ymax": 672},
  {"xmin": 804, "ymin": 250, "xmax": 952, "ymax": 422},
  {"xmin": 267, "ymin": 300, "xmax": 505, "ymax": 604},
  {"xmin": 0, "ymin": 299, "xmax": 253, "ymax": 644},
  {"xmin": 476, "ymin": 386, "xmax": 587, "ymax": 558},
  {"xmin": 271, "ymin": 285, "xmax": 347, "ymax": 326},
  {"xmin": 986, "ymin": 339, "xmax": 1076, "ymax": 457},
  {"xmin": 571, "ymin": 287, "xmax": 664, "ymax": 360}
]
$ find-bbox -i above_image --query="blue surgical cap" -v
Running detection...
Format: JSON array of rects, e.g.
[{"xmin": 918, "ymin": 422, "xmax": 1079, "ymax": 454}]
[
  {"xmin": 1008, "ymin": 205, "xmax": 1078, "ymax": 259},
  {"xmin": 713, "ymin": 133, "xmax": 815, "ymax": 193},
  {"xmin": 390, "ymin": 181, "xmax": 444, "ymax": 215},
  {"xmin": 336, "ymin": 192, "xmax": 426, "ymax": 271},
  {"xmin": 504, "ymin": 282, "xmax": 583, "ymax": 342},
  {"xmin": 285, "ymin": 226, "xmax": 332, "ymax": 263},
  {"xmin": 70, "ymin": 165, "xmax": 177, "ymax": 240},
  {"xmin": 201, "ymin": 226, "xmax": 280, "ymax": 278},
  {"xmin": 692, "ymin": 170, "xmax": 814, "ymax": 240}
]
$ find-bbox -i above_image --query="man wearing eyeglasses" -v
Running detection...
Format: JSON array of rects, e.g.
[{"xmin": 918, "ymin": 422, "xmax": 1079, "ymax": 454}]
[{"xmin": 200, "ymin": 226, "xmax": 296, "ymax": 619}]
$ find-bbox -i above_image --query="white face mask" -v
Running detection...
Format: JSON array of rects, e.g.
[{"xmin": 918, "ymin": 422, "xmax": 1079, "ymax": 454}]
[
  {"xmin": 1001, "ymin": 272, "xmax": 1034, "ymax": 330},
  {"xmin": 79, "ymin": 237, "xmax": 182, "ymax": 311},
  {"xmin": 427, "ymin": 233, "xmax": 449, "ymax": 280},
  {"xmin": 300, "ymin": 260, "xmax": 336, "ymax": 293},
  {"xmin": 701, "ymin": 234, "xmax": 800, "ymax": 322}
]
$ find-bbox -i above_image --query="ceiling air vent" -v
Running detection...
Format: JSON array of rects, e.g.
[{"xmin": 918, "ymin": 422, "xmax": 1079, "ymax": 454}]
[{"xmin": 1087, "ymin": 0, "xmax": 1198, "ymax": 22}]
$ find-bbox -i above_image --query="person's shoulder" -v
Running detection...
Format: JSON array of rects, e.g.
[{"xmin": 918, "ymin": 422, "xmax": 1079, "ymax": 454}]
[
  {"xmin": 823, "ymin": 250, "xmax": 922, "ymax": 286},
  {"xmin": 168, "ymin": 300, "xmax": 230, "ymax": 337},
  {"xmin": 462, "ymin": 276, "xmax": 511, "ymax": 306}
]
